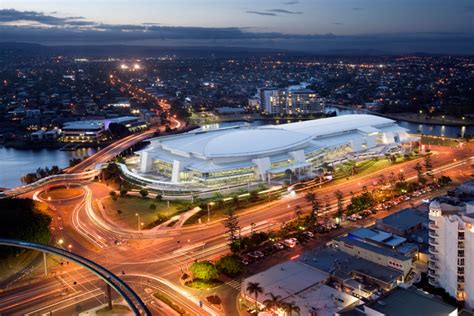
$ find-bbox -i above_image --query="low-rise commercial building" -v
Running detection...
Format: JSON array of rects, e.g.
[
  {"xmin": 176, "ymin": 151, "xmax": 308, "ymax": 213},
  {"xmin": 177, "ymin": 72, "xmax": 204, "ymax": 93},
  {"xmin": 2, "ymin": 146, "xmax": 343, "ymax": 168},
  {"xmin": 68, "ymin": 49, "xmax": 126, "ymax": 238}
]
[
  {"xmin": 62, "ymin": 116, "xmax": 147, "ymax": 143},
  {"xmin": 241, "ymin": 261, "xmax": 360, "ymax": 316},
  {"xmin": 62, "ymin": 120, "xmax": 105, "ymax": 143},
  {"xmin": 332, "ymin": 229, "xmax": 415, "ymax": 278},
  {"xmin": 300, "ymin": 247, "xmax": 402, "ymax": 296},
  {"xmin": 338, "ymin": 287, "xmax": 458, "ymax": 316}
]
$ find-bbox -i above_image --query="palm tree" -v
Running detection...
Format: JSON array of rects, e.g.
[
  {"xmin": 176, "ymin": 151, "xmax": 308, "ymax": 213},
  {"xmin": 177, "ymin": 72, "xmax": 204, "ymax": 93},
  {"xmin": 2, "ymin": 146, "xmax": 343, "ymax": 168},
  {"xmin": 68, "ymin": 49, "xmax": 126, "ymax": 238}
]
[
  {"xmin": 283, "ymin": 301, "xmax": 301, "ymax": 316},
  {"xmin": 294, "ymin": 205, "xmax": 302, "ymax": 220},
  {"xmin": 263, "ymin": 292, "xmax": 282, "ymax": 312},
  {"xmin": 305, "ymin": 191, "xmax": 319, "ymax": 225},
  {"xmin": 246, "ymin": 282, "xmax": 264, "ymax": 314}
]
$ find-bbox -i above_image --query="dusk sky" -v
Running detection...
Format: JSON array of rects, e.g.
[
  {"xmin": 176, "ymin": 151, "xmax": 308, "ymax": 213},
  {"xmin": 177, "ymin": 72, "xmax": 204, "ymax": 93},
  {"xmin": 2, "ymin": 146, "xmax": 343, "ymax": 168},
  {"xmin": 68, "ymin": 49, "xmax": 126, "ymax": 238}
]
[{"xmin": 1, "ymin": 0, "xmax": 473, "ymax": 53}]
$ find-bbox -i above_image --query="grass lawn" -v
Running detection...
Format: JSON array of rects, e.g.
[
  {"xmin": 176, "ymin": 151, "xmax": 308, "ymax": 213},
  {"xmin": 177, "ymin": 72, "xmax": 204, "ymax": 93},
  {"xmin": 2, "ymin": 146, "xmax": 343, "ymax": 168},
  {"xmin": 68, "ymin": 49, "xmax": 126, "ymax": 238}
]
[
  {"xmin": 153, "ymin": 291, "xmax": 188, "ymax": 315},
  {"xmin": 333, "ymin": 156, "xmax": 420, "ymax": 185},
  {"xmin": 101, "ymin": 196, "xmax": 186, "ymax": 230},
  {"xmin": 184, "ymin": 279, "xmax": 223, "ymax": 289},
  {"xmin": 96, "ymin": 305, "xmax": 131, "ymax": 314},
  {"xmin": 0, "ymin": 251, "xmax": 40, "ymax": 283},
  {"xmin": 421, "ymin": 135, "xmax": 461, "ymax": 147},
  {"xmin": 39, "ymin": 187, "xmax": 83, "ymax": 200}
]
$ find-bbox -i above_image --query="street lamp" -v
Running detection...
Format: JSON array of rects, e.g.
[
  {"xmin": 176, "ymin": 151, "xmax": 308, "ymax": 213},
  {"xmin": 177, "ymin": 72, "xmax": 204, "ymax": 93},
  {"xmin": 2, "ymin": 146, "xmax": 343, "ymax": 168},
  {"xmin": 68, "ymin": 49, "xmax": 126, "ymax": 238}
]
[
  {"xmin": 68, "ymin": 244, "xmax": 72, "ymax": 252},
  {"xmin": 207, "ymin": 202, "xmax": 215, "ymax": 222},
  {"xmin": 135, "ymin": 213, "xmax": 141, "ymax": 232}
]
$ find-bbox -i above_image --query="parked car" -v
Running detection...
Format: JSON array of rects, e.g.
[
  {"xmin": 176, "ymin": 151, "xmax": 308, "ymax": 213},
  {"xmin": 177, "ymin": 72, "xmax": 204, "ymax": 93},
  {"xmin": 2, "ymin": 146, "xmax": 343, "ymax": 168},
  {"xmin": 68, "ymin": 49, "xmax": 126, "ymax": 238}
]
[
  {"xmin": 282, "ymin": 238, "xmax": 297, "ymax": 248},
  {"xmin": 274, "ymin": 242, "xmax": 285, "ymax": 250}
]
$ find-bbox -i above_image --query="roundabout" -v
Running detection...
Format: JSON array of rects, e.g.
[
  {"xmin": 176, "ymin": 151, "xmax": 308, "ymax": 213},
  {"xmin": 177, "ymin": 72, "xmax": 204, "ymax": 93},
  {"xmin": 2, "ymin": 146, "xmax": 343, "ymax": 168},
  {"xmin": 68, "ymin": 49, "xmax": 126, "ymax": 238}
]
[{"xmin": 38, "ymin": 186, "xmax": 85, "ymax": 201}]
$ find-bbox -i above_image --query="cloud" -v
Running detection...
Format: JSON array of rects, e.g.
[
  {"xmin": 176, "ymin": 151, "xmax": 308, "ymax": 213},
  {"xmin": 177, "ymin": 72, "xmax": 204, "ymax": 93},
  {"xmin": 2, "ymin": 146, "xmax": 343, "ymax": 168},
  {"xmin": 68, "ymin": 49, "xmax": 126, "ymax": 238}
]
[
  {"xmin": 246, "ymin": 11, "xmax": 277, "ymax": 16},
  {"xmin": 0, "ymin": 9, "xmax": 89, "ymax": 26},
  {"xmin": 267, "ymin": 9, "xmax": 302, "ymax": 15},
  {"xmin": 0, "ymin": 9, "xmax": 473, "ymax": 54},
  {"xmin": 283, "ymin": 1, "xmax": 299, "ymax": 5},
  {"xmin": 352, "ymin": 7, "xmax": 364, "ymax": 11}
]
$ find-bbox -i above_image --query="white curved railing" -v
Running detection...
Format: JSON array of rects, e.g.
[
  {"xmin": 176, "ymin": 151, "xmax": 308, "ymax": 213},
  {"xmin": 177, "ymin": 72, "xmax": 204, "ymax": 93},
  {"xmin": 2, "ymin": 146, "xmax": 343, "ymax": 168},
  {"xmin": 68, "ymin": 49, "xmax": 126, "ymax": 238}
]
[{"xmin": 1, "ymin": 169, "xmax": 100, "ymax": 197}]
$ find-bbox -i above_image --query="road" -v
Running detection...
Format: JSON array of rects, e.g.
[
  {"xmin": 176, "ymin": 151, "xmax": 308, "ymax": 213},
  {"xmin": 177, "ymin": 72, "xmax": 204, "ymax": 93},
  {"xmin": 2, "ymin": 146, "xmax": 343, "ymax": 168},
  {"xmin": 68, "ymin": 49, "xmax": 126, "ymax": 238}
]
[{"xmin": 0, "ymin": 142, "xmax": 472, "ymax": 315}]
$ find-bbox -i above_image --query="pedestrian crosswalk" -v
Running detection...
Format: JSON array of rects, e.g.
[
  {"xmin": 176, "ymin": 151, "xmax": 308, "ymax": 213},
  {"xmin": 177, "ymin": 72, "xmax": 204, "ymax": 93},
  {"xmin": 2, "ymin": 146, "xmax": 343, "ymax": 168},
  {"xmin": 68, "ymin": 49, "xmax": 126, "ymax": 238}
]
[{"xmin": 225, "ymin": 279, "xmax": 242, "ymax": 290}]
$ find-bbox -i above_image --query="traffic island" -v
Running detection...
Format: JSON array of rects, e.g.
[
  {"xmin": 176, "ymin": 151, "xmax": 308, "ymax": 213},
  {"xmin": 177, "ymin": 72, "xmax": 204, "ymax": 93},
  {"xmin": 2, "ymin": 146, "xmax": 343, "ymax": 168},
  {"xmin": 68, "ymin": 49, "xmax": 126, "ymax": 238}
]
[{"xmin": 39, "ymin": 186, "xmax": 84, "ymax": 201}]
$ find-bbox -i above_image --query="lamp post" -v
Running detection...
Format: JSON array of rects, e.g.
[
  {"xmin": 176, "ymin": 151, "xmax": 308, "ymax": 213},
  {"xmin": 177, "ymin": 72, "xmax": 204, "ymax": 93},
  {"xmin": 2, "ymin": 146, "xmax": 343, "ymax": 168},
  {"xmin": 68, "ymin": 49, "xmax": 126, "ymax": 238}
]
[
  {"xmin": 135, "ymin": 213, "xmax": 141, "ymax": 232},
  {"xmin": 207, "ymin": 202, "xmax": 215, "ymax": 222}
]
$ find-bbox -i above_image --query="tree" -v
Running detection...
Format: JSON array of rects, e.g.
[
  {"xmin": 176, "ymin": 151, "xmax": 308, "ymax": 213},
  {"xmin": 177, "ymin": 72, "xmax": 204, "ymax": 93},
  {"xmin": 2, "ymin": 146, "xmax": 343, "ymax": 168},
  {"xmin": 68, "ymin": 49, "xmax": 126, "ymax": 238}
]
[
  {"xmin": 305, "ymin": 192, "xmax": 320, "ymax": 225},
  {"xmin": 283, "ymin": 301, "xmax": 301, "ymax": 316},
  {"xmin": 249, "ymin": 190, "xmax": 259, "ymax": 202},
  {"xmin": 324, "ymin": 195, "xmax": 331, "ymax": 218},
  {"xmin": 223, "ymin": 208, "xmax": 240, "ymax": 252},
  {"xmin": 246, "ymin": 282, "xmax": 264, "ymax": 314},
  {"xmin": 155, "ymin": 194, "xmax": 163, "ymax": 201},
  {"xmin": 438, "ymin": 175, "xmax": 452, "ymax": 186},
  {"xmin": 120, "ymin": 188, "xmax": 128, "ymax": 197},
  {"xmin": 232, "ymin": 195, "xmax": 240, "ymax": 207},
  {"xmin": 263, "ymin": 293, "xmax": 282, "ymax": 312},
  {"xmin": 294, "ymin": 205, "xmax": 302, "ymax": 220},
  {"xmin": 397, "ymin": 171, "xmax": 406, "ymax": 183},
  {"xmin": 216, "ymin": 255, "xmax": 244, "ymax": 276},
  {"xmin": 0, "ymin": 198, "xmax": 52, "ymax": 257},
  {"xmin": 414, "ymin": 162, "xmax": 425, "ymax": 185},
  {"xmin": 149, "ymin": 203, "xmax": 156, "ymax": 210},
  {"xmin": 189, "ymin": 261, "xmax": 220, "ymax": 281},
  {"xmin": 335, "ymin": 190, "xmax": 344, "ymax": 219},
  {"xmin": 378, "ymin": 174, "xmax": 387, "ymax": 186},
  {"xmin": 424, "ymin": 154, "xmax": 434, "ymax": 180},
  {"xmin": 388, "ymin": 172, "xmax": 397, "ymax": 189},
  {"xmin": 109, "ymin": 191, "xmax": 117, "ymax": 198},
  {"xmin": 21, "ymin": 173, "xmax": 38, "ymax": 185},
  {"xmin": 139, "ymin": 189, "xmax": 149, "ymax": 198},
  {"xmin": 346, "ymin": 192, "xmax": 375, "ymax": 215}
]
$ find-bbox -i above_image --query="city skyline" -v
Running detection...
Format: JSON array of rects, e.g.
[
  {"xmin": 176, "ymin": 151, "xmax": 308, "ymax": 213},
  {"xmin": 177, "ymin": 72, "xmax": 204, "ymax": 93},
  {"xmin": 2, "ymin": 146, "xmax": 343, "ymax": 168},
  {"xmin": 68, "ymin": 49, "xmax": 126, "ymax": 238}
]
[{"xmin": 1, "ymin": 0, "xmax": 474, "ymax": 53}]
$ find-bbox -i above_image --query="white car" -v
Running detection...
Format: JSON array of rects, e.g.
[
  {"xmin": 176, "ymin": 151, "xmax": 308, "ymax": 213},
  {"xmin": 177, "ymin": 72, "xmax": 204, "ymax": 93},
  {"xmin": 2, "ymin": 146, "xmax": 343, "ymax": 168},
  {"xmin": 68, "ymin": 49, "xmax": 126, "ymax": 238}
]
[{"xmin": 282, "ymin": 238, "xmax": 297, "ymax": 248}]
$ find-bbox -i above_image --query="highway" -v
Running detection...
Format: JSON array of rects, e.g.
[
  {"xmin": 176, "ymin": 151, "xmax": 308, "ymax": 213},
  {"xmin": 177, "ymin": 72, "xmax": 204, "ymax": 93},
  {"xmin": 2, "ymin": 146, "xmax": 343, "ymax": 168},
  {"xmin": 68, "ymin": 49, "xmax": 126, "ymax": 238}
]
[{"xmin": 0, "ymin": 141, "xmax": 471, "ymax": 315}]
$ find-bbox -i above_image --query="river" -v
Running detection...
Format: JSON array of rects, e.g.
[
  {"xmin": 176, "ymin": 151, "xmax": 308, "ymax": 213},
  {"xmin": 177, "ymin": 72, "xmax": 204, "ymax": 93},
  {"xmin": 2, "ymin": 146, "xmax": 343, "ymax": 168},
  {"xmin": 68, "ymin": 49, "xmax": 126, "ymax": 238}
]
[
  {"xmin": 0, "ymin": 108, "xmax": 471, "ymax": 188},
  {"xmin": 200, "ymin": 106, "xmax": 473, "ymax": 138},
  {"xmin": 0, "ymin": 147, "xmax": 96, "ymax": 188}
]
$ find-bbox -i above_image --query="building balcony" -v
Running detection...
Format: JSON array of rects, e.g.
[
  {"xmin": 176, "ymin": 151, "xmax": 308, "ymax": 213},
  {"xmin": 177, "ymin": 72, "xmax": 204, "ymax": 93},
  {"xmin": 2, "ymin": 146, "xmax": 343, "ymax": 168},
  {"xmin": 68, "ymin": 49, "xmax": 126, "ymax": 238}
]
[
  {"xmin": 429, "ymin": 262, "xmax": 439, "ymax": 270},
  {"xmin": 429, "ymin": 277, "xmax": 439, "ymax": 286},
  {"xmin": 429, "ymin": 230, "xmax": 438, "ymax": 238},
  {"xmin": 429, "ymin": 223, "xmax": 439, "ymax": 230},
  {"xmin": 458, "ymin": 242, "xmax": 465, "ymax": 249},
  {"xmin": 429, "ymin": 246, "xmax": 439, "ymax": 254},
  {"xmin": 428, "ymin": 268, "xmax": 439, "ymax": 278},
  {"xmin": 429, "ymin": 238, "xmax": 439, "ymax": 246},
  {"xmin": 430, "ymin": 254, "xmax": 439, "ymax": 262}
]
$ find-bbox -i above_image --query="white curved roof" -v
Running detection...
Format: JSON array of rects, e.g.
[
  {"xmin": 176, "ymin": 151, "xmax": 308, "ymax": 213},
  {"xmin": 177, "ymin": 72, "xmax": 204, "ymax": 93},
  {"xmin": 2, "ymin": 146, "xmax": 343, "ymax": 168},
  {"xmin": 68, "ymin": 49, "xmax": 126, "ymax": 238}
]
[
  {"xmin": 271, "ymin": 114, "xmax": 395, "ymax": 137},
  {"xmin": 145, "ymin": 114, "xmax": 405, "ymax": 162},
  {"xmin": 204, "ymin": 128, "xmax": 312, "ymax": 158}
]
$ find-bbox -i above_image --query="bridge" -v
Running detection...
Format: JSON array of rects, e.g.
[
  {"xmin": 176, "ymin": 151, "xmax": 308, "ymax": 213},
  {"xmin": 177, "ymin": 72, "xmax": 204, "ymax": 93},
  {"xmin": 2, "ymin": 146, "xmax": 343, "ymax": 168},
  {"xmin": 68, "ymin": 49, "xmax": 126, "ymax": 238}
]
[
  {"xmin": 0, "ymin": 128, "xmax": 158, "ymax": 198},
  {"xmin": 0, "ymin": 238, "xmax": 151, "ymax": 316}
]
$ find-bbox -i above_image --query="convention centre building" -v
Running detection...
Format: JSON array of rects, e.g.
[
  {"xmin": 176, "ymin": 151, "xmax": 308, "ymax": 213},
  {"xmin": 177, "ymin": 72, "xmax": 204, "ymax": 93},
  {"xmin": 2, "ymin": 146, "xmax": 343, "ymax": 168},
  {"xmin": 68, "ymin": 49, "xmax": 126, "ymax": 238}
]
[{"xmin": 121, "ymin": 115, "xmax": 415, "ymax": 193}]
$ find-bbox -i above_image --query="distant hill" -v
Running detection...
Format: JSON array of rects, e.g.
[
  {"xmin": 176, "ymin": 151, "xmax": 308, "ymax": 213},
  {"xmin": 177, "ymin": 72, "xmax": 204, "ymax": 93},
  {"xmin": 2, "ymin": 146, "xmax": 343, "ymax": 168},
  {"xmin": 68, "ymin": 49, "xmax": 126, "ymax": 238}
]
[
  {"xmin": 0, "ymin": 42, "xmax": 288, "ymax": 58},
  {"xmin": 0, "ymin": 42, "xmax": 438, "ymax": 59}
]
